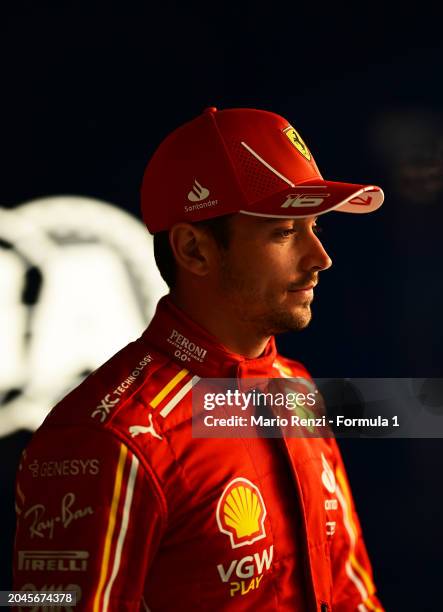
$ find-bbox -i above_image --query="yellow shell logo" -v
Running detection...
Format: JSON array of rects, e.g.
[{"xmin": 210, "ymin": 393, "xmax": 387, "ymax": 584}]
[
  {"xmin": 283, "ymin": 126, "xmax": 311, "ymax": 161},
  {"xmin": 216, "ymin": 477, "xmax": 267, "ymax": 549}
]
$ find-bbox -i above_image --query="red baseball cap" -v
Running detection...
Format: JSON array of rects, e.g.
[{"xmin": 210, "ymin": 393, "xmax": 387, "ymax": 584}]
[{"xmin": 141, "ymin": 107, "xmax": 384, "ymax": 233}]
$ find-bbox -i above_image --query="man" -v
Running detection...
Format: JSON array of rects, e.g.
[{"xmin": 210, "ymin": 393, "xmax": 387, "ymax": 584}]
[{"xmin": 13, "ymin": 107, "xmax": 384, "ymax": 611}]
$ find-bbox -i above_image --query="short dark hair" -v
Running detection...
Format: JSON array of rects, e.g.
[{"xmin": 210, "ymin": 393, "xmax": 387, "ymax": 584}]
[{"xmin": 153, "ymin": 214, "xmax": 235, "ymax": 289}]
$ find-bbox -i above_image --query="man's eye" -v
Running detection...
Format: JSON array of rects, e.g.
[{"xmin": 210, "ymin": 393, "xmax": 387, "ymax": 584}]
[
  {"xmin": 276, "ymin": 228, "xmax": 296, "ymax": 238},
  {"xmin": 274, "ymin": 224, "xmax": 322, "ymax": 238}
]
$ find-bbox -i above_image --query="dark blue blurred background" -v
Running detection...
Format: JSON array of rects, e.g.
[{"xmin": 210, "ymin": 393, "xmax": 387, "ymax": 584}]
[{"xmin": 1, "ymin": 3, "xmax": 443, "ymax": 610}]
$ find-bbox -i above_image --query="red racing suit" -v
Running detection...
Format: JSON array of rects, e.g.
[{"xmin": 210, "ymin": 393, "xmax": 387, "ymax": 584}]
[{"xmin": 13, "ymin": 295, "xmax": 384, "ymax": 611}]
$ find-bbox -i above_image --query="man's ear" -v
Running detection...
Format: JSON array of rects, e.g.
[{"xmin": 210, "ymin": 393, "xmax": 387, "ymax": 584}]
[{"xmin": 169, "ymin": 223, "xmax": 214, "ymax": 278}]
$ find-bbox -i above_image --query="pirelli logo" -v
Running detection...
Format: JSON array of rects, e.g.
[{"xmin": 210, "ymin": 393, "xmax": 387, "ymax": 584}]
[{"xmin": 18, "ymin": 550, "xmax": 89, "ymax": 572}]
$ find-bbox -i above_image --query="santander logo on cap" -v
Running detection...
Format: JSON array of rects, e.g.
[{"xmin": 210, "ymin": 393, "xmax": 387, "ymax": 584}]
[
  {"xmin": 188, "ymin": 179, "xmax": 210, "ymax": 202},
  {"xmin": 140, "ymin": 107, "xmax": 384, "ymax": 234}
]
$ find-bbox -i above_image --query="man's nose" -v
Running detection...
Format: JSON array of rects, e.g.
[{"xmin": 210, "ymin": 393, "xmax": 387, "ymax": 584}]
[{"xmin": 303, "ymin": 233, "xmax": 333, "ymax": 272}]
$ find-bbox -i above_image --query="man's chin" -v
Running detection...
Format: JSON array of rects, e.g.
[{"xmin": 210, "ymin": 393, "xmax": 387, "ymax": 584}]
[
  {"xmin": 268, "ymin": 304, "xmax": 312, "ymax": 334},
  {"xmin": 288, "ymin": 304, "xmax": 312, "ymax": 331}
]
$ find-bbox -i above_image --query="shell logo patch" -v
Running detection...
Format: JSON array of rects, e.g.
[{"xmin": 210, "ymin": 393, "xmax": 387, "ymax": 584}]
[
  {"xmin": 283, "ymin": 126, "xmax": 311, "ymax": 161},
  {"xmin": 216, "ymin": 477, "xmax": 267, "ymax": 549}
]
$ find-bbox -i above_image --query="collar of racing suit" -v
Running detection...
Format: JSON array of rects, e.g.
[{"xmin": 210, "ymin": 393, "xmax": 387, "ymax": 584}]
[{"xmin": 142, "ymin": 294, "xmax": 278, "ymax": 381}]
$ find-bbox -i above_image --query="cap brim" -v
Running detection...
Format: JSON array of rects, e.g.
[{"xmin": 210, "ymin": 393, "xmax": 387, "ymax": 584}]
[{"xmin": 239, "ymin": 178, "xmax": 384, "ymax": 219}]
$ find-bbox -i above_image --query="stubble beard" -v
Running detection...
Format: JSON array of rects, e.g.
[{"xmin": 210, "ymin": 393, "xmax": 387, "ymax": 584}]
[
  {"xmin": 261, "ymin": 302, "xmax": 313, "ymax": 335},
  {"xmin": 219, "ymin": 258, "xmax": 313, "ymax": 336}
]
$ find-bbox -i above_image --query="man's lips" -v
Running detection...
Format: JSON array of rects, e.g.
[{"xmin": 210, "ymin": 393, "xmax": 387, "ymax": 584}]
[{"xmin": 288, "ymin": 284, "xmax": 316, "ymax": 292}]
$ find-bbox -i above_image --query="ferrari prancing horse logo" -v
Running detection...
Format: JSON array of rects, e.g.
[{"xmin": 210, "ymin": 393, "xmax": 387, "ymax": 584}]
[{"xmin": 283, "ymin": 126, "xmax": 311, "ymax": 161}]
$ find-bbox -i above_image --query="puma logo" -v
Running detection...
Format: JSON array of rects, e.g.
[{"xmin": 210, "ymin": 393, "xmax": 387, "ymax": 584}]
[{"xmin": 129, "ymin": 413, "xmax": 163, "ymax": 440}]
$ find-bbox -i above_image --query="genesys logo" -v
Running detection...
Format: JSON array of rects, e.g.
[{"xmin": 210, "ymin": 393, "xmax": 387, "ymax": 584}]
[
  {"xmin": 18, "ymin": 550, "xmax": 89, "ymax": 572},
  {"xmin": 281, "ymin": 192, "xmax": 330, "ymax": 209},
  {"xmin": 216, "ymin": 477, "xmax": 267, "ymax": 549},
  {"xmin": 28, "ymin": 458, "xmax": 100, "ymax": 478},
  {"xmin": 167, "ymin": 329, "xmax": 207, "ymax": 364}
]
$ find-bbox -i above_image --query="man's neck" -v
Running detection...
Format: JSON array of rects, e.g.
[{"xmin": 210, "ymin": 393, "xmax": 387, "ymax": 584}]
[{"xmin": 169, "ymin": 290, "xmax": 271, "ymax": 359}]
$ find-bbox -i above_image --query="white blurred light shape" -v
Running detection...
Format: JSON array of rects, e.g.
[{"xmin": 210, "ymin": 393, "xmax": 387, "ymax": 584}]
[
  {"xmin": 27, "ymin": 244, "xmax": 147, "ymax": 398},
  {"xmin": 0, "ymin": 196, "xmax": 168, "ymax": 437},
  {"xmin": 0, "ymin": 250, "xmax": 27, "ymax": 390}
]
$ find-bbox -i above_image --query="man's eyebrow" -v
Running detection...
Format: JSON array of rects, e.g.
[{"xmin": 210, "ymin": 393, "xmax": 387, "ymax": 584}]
[
  {"xmin": 257, "ymin": 217, "xmax": 294, "ymax": 224},
  {"xmin": 256, "ymin": 216, "xmax": 319, "ymax": 224}
]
